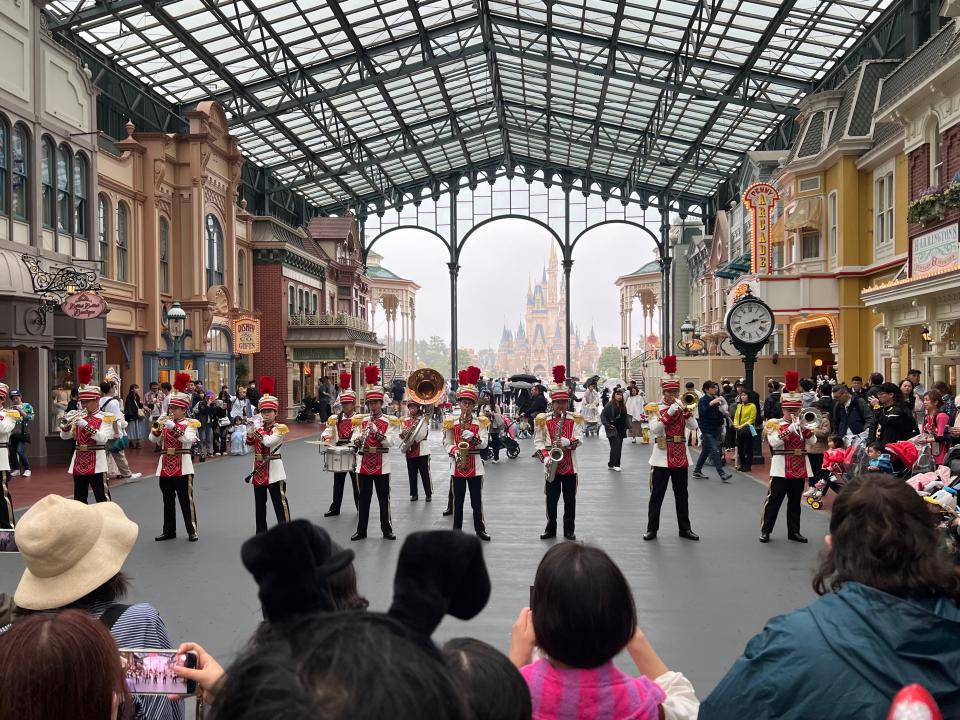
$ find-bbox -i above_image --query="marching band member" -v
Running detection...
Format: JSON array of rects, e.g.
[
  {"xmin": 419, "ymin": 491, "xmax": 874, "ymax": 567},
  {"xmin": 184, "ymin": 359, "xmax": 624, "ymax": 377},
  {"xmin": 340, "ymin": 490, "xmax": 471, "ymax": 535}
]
[
  {"xmin": 442, "ymin": 366, "xmax": 491, "ymax": 541},
  {"xmin": 150, "ymin": 372, "xmax": 200, "ymax": 542},
  {"xmin": 246, "ymin": 377, "xmax": 291, "ymax": 534},
  {"xmin": 644, "ymin": 356, "xmax": 700, "ymax": 542},
  {"xmin": 761, "ymin": 371, "xmax": 815, "ymax": 544},
  {"xmin": 0, "ymin": 363, "xmax": 20, "ymax": 528},
  {"xmin": 401, "ymin": 400, "xmax": 432, "ymax": 501},
  {"xmin": 351, "ymin": 365, "xmax": 400, "ymax": 541},
  {"xmin": 534, "ymin": 365, "xmax": 583, "ymax": 541},
  {"xmin": 61, "ymin": 364, "xmax": 115, "ymax": 504},
  {"xmin": 321, "ymin": 372, "xmax": 360, "ymax": 517}
]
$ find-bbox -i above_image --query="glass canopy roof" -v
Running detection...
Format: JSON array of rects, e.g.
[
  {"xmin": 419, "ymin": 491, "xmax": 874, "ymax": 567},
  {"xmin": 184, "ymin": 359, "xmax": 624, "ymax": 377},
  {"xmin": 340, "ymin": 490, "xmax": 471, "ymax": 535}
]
[{"xmin": 47, "ymin": 0, "xmax": 896, "ymax": 214}]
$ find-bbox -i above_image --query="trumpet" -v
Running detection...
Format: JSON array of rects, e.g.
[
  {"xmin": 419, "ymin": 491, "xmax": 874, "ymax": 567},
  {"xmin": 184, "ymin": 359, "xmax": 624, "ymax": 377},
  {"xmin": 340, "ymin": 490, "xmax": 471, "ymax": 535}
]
[
  {"xmin": 682, "ymin": 392, "xmax": 699, "ymax": 411},
  {"xmin": 800, "ymin": 407, "xmax": 822, "ymax": 431},
  {"xmin": 58, "ymin": 409, "xmax": 85, "ymax": 430},
  {"xmin": 151, "ymin": 415, "xmax": 170, "ymax": 434}
]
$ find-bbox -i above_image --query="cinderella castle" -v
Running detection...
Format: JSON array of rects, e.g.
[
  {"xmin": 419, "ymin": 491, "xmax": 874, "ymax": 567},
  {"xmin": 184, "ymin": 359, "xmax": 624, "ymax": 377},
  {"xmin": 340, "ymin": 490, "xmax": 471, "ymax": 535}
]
[{"xmin": 495, "ymin": 242, "xmax": 600, "ymax": 378}]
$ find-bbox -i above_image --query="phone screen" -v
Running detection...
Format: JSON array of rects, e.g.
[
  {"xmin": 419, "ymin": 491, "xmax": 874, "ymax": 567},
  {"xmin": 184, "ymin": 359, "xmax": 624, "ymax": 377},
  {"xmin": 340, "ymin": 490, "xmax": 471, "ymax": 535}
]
[
  {"xmin": 0, "ymin": 529, "xmax": 17, "ymax": 553},
  {"xmin": 118, "ymin": 650, "xmax": 197, "ymax": 695}
]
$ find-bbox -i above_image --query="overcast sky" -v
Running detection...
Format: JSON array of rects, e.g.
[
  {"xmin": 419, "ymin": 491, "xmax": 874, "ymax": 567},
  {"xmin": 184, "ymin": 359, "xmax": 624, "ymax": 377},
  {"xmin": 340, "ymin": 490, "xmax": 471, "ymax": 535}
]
[{"xmin": 369, "ymin": 218, "xmax": 660, "ymax": 351}]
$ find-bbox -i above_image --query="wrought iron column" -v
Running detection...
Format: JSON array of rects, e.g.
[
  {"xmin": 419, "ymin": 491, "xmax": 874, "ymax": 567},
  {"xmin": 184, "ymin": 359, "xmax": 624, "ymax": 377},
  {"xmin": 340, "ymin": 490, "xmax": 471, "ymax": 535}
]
[
  {"xmin": 659, "ymin": 208, "xmax": 672, "ymax": 352},
  {"xmin": 563, "ymin": 187, "xmax": 572, "ymax": 373},
  {"xmin": 449, "ymin": 186, "xmax": 459, "ymax": 389}
]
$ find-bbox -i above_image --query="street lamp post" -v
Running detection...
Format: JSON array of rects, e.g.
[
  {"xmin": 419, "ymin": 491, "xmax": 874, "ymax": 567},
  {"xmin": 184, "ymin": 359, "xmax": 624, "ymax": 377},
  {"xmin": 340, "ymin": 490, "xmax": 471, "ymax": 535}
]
[
  {"xmin": 678, "ymin": 318, "xmax": 696, "ymax": 356},
  {"xmin": 168, "ymin": 302, "xmax": 186, "ymax": 373},
  {"xmin": 620, "ymin": 344, "xmax": 629, "ymax": 383}
]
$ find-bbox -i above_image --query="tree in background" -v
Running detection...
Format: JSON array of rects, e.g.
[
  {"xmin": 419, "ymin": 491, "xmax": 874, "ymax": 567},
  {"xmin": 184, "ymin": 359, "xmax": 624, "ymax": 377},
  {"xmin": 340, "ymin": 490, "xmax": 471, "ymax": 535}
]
[
  {"xmin": 414, "ymin": 336, "xmax": 474, "ymax": 378},
  {"xmin": 597, "ymin": 346, "xmax": 622, "ymax": 379}
]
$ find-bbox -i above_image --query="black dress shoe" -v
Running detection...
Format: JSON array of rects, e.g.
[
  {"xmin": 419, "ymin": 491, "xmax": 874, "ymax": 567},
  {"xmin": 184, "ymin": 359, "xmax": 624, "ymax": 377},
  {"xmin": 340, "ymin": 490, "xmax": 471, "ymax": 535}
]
[
  {"xmin": 476, "ymin": 531, "xmax": 491, "ymax": 542},
  {"xmin": 759, "ymin": 533, "xmax": 771, "ymax": 543},
  {"xmin": 540, "ymin": 531, "xmax": 556, "ymax": 540},
  {"xmin": 642, "ymin": 531, "xmax": 657, "ymax": 541},
  {"xmin": 188, "ymin": 533, "xmax": 199, "ymax": 542},
  {"xmin": 383, "ymin": 532, "xmax": 397, "ymax": 540},
  {"xmin": 410, "ymin": 495, "xmax": 418, "ymax": 501},
  {"xmin": 442, "ymin": 508, "xmax": 453, "ymax": 516},
  {"xmin": 679, "ymin": 529, "xmax": 700, "ymax": 541},
  {"xmin": 323, "ymin": 509, "xmax": 340, "ymax": 517},
  {"xmin": 563, "ymin": 533, "xmax": 576, "ymax": 541},
  {"xmin": 788, "ymin": 533, "xmax": 808, "ymax": 543},
  {"xmin": 350, "ymin": 532, "xmax": 367, "ymax": 541},
  {"xmin": 154, "ymin": 533, "xmax": 175, "ymax": 541},
  {"xmin": 425, "ymin": 495, "xmax": 432, "ymax": 502}
]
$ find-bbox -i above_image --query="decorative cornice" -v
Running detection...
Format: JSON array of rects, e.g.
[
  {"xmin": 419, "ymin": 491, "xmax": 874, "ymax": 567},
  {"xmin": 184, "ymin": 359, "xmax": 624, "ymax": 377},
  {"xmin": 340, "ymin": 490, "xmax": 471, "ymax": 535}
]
[{"xmin": 253, "ymin": 247, "xmax": 326, "ymax": 280}]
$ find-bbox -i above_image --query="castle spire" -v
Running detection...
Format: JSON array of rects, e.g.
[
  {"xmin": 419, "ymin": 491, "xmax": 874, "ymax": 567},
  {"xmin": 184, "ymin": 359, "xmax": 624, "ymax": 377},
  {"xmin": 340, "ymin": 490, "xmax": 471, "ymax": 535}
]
[{"xmin": 548, "ymin": 238, "xmax": 558, "ymax": 268}]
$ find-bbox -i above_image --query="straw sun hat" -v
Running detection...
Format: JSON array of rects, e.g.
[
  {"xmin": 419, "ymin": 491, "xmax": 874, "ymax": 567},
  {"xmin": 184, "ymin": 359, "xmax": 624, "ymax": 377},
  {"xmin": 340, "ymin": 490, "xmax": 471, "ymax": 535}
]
[{"xmin": 14, "ymin": 495, "xmax": 138, "ymax": 610}]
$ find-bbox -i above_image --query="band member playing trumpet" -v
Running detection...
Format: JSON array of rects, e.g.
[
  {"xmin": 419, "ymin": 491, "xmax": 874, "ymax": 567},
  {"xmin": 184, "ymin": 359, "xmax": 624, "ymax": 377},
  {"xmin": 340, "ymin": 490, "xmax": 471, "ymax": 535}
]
[
  {"xmin": 442, "ymin": 366, "xmax": 490, "ymax": 541},
  {"xmin": 321, "ymin": 372, "xmax": 360, "ymax": 517},
  {"xmin": 402, "ymin": 401, "xmax": 432, "ymax": 501},
  {"xmin": 760, "ymin": 371, "xmax": 815, "ymax": 544},
  {"xmin": 61, "ymin": 364, "xmax": 115, "ymax": 504},
  {"xmin": 0, "ymin": 362, "xmax": 20, "ymax": 528},
  {"xmin": 150, "ymin": 372, "xmax": 199, "ymax": 542},
  {"xmin": 246, "ymin": 377, "xmax": 291, "ymax": 534},
  {"xmin": 351, "ymin": 365, "xmax": 400, "ymax": 541},
  {"xmin": 645, "ymin": 356, "xmax": 700, "ymax": 542},
  {"xmin": 534, "ymin": 365, "xmax": 583, "ymax": 541}
]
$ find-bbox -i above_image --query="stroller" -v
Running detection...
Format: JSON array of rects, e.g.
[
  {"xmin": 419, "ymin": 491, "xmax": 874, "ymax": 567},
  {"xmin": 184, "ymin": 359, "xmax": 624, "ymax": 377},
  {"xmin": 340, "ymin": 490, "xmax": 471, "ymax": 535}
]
[
  {"xmin": 805, "ymin": 439, "xmax": 863, "ymax": 510},
  {"xmin": 885, "ymin": 439, "xmax": 934, "ymax": 478},
  {"xmin": 481, "ymin": 416, "xmax": 520, "ymax": 460}
]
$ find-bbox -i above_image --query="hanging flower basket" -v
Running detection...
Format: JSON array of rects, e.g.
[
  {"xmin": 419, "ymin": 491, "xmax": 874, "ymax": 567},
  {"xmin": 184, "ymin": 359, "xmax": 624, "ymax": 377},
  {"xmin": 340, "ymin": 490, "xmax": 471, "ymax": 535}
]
[
  {"xmin": 943, "ymin": 175, "xmax": 960, "ymax": 211},
  {"xmin": 907, "ymin": 187, "xmax": 944, "ymax": 224}
]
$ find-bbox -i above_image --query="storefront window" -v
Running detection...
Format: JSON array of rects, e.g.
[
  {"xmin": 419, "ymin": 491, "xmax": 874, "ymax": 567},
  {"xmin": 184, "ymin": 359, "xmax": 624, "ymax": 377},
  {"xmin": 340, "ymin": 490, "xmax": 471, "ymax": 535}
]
[
  {"xmin": 204, "ymin": 361, "xmax": 230, "ymax": 394},
  {"xmin": 205, "ymin": 214, "xmax": 224, "ymax": 288},
  {"xmin": 57, "ymin": 143, "xmax": 71, "ymax": 232},
  {"xmin": 12, "ymin": 126, "xmax": 29, "ymax": 221},
  {"xmin": 41, "ymin": 137, "xmax": 54, "ymax": 228},
  {"xmin": 50, "ymin": 351, "xmax": 75, "ymax": 433},
  {"xmin": 98, "ymin": 194, "xmax": 111, "ymax": 277},
  {"xmin": 116, "ymin": 202, "xmax": 129, "ymax": 282}
]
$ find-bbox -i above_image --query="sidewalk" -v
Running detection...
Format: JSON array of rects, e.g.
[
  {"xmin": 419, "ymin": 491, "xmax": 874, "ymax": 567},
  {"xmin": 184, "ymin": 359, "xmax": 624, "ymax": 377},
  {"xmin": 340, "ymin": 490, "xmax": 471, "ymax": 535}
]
[{"xmin": 11, "ymin": 420, "xmax": 324, "ymax": 512}]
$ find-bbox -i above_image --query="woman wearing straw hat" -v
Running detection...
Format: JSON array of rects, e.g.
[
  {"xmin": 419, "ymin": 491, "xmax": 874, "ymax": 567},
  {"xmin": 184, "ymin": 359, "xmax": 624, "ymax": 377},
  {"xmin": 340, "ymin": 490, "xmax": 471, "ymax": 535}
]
[{"xmin": 6, "ymin": 494, "xmax": 184, "ymax": 720}]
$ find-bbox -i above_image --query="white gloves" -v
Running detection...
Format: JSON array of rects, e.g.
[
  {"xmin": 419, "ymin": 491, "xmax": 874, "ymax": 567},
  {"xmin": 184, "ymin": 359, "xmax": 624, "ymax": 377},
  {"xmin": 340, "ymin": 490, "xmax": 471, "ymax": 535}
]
[
  {"xmin": 461, "ymin": 430, "xmax": 474, "ymax": 440},
  {"xmin": 667, "ymin": 402, "xmax": 681, "ymax": 417},
  {"xmin": 560, "ymin": 437, "xmax": 571, "ymax": 448},
  {"xmin": 76, "ymin": 418, "xmax": 88, "ymax": 429},
  {"xmin": 164, "ymin": 419, "xmax": 175, "ymax": 430}
]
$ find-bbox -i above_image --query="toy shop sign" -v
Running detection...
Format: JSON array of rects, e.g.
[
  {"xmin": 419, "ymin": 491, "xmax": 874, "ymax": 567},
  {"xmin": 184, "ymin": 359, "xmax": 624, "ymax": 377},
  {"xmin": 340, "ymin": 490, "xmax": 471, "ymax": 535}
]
[{"xmin": 61, "ymin": 292, "xmax": 107, "ymax": 319}]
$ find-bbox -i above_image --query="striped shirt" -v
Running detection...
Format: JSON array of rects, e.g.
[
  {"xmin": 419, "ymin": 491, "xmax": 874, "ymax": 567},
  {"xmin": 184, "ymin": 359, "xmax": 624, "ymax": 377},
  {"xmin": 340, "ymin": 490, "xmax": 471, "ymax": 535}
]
[
  {"xmin": 521, "ymin": 658, "xmax": 665, "ymax": 720},
  {"xmin": 2, "ymin": 601, "xmax": 184, "ymax": 720}
]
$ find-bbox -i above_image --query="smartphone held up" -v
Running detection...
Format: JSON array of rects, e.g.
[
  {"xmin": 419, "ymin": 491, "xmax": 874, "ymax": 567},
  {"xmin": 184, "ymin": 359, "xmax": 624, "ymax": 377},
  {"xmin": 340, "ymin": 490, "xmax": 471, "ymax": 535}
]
[
  {"xmin": 118, "ymin": 649, "xmax": 198, "ymax": 695},
  {"xmin": 0, "ymin": 529, "xmax": 17, "ymax": 553}
]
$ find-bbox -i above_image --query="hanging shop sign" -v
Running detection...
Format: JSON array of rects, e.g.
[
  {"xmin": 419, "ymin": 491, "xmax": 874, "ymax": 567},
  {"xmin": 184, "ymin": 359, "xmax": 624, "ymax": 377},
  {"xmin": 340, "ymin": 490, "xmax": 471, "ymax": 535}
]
[
  {"xmin": 61, "ymin": 292, "xmax": 107, "ymax": 319},
  {"xmin": 742, "ymin": 182, "xmax": 780, "ymax": 275},
  {"xmin": 726, "ymin": 275, "xmax": 761, "ymax": 308},
  {"xmin": 911, "ymin": 222, "xmax": 959, "ymax": 276},
  {"xmin": 232, "ymin": 317, "xmax": 261, "ymax": 354}
]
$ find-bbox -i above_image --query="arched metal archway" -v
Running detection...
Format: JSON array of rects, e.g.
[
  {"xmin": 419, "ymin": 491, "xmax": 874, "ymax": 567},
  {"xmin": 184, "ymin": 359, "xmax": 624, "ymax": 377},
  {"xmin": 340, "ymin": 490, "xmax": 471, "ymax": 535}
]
[{"xmin": 361, "ymin": 178, "xmax": 675, "ymax": 385}]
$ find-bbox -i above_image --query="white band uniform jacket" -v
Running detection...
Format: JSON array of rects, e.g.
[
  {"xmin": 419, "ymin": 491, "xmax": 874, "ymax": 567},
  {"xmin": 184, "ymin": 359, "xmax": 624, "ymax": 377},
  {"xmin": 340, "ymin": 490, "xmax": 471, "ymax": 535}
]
[
  {"xmin": 401, "ymin": 416, "xmax": 431, "ymax": 458},
  {"xmin": 321, "ymin": 412, "xmax": 356, "ymax": 445},
  {"xmin": 350, "ymin": 414, "xmax": 401, "ymax": 475},
  {"xmin": 766, "ymin": 422, "xmax": 816, "ymax": 478},
  {"xmin": 533, "ymin": 412, "xmax": 585, "ymax": 475},
  {"xmin": 443, "ymin": 416, "xmax": 490, "ymax": 477},
  {"xmin": 0, "ymin": 409, "xmax": 18, "ymax": 473},
  {"xmin": 647, "ymin": 403, "xmax": 698, "ymax": 468},
  {"xmin": 248, "ymin": 424, "xmax": 287, "ymax": 485},
  {"xmin": 60, "ymin": 412, "xmax": 116, "ymax": 475},
  {"xmin": 148, "ymin": 419, "xmax": 199, "ymax": 476}
]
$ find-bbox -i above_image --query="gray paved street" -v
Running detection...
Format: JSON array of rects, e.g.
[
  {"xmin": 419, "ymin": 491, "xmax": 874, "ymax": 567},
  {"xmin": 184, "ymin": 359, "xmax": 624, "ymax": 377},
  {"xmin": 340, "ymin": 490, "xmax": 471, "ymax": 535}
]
[{"xmin": 0, "ymin": 428, "xmax": 828, "ymax": 697}]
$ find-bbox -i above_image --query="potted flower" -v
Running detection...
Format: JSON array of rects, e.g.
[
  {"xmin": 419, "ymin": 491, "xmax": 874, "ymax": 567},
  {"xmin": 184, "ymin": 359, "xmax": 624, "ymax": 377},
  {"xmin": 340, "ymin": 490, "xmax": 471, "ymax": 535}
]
[
  {"xmin": 943, "ymin": 171, "xmax": 960, "ymax": 211},
  {"xmin": 907, "ymin": 186, "xmax": 944, "ymax": 223}
]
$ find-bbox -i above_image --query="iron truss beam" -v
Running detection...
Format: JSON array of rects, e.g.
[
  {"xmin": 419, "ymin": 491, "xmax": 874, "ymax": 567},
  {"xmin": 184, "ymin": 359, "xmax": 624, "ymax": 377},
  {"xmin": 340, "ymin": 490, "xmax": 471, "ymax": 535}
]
[
  {"xmin": 479, "ymin": 0, "xmax": 513, "ymax": 167},
  {"xmin": 584, "ymin": 0, "xmax": 627, "ymax": 169},
  {"xmin": 47, "ymin": 0, "xmax": 178, "ymax": 31},
  {"xmin": 662, "ymin": 0, "xmax": 800, "ymax": 194}
]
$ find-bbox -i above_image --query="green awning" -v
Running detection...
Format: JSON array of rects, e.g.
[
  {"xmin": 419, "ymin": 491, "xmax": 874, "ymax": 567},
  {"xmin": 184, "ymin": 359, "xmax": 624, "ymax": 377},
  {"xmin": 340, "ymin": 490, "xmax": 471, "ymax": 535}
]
[{"xmin": 715, "ymin": 253, "xmax": 752, "ymax": 279}]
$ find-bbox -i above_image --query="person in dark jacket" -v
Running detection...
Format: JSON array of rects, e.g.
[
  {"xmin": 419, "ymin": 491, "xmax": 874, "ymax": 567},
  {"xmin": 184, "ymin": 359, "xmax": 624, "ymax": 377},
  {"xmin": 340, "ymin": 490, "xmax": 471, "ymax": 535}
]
[
  {"xmin": 864, "ymin": 372, "xmax": 884, "ymax": 400},
  {"xmin": 875, "ymin": 382, "xmax": 919, "ymax": 448},
  {"xmin": 701, "ymin": 473, "xmax": 960, "ymax": 720},
  {"xmin": 762, "ymin": 381, "xmax": 781, "ymax": 421},
  {"xmin": 693, "ymin": 382, "xmax": 732, "ymax": 482},
  {"xmin": 831, "ymin": 384, "xmax": 876, "ymax": 440},
  {"xmin": 599, "ymin": 388, "xmax": 628, "ymax": 471},
  {"xmin": 523, "ymin": 385, "xmax": 548, "ymax": 426}
]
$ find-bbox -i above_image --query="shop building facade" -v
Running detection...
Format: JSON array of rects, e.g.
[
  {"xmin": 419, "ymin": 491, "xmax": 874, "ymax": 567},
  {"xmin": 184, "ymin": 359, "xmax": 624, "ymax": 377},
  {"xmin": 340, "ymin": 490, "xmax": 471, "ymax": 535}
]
[{"xmin": 0, "ymin": 0, "xmax": 106, "ymax": 462}]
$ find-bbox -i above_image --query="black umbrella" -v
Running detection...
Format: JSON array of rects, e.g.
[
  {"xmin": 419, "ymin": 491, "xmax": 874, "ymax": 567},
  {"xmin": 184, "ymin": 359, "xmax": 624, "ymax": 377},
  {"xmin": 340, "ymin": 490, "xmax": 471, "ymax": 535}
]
[
  {"xmin": 586, "ymin": 375, "xmax": 600, "ymax": 387},
  {"xmin": 509, "ymin": 373, "xmax": 538, "ymax": 384}
]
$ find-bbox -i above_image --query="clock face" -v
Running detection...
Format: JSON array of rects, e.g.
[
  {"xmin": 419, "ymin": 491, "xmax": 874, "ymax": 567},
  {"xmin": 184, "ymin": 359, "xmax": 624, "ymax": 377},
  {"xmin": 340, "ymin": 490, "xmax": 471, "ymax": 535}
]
[{"xmin": 727, "ymin": 300, "xmax": 774, "ymax": 346}]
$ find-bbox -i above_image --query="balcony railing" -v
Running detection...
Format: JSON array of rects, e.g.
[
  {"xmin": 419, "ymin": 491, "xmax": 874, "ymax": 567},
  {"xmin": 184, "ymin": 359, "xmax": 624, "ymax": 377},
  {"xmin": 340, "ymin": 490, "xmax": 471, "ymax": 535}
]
[{"xmin": 288, "ymin": 313, "xmax": 370, "ymax": 331}]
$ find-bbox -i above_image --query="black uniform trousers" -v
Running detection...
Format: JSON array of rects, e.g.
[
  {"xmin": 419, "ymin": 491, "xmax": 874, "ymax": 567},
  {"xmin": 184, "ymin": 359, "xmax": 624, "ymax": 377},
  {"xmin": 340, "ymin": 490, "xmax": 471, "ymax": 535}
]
[
  {"xmin": 761, "ymin": 476, "xmax": 804, "ymax": 535},
  {"xmin": 159, "ymin": 474, "xmax": 197, "ymax": 536},
  {"xmin": 73, "ymin": 472, "xmax": 112, "ymax": 504},
  {"xmin": 452, "ymin": 475, "xmax": 486, "ymax": 533},
  {"xmin": 406, "ymin": 455, "xmax": 432, "ymax": 498},
  {"xmin": 545, "ymin": 473, "xmax": 577, "ymax": 536},
  {"xmin": 357, "ymin": 473, "xmax": 392, "ymax": 536},
  {"xmin": 647, "ymin": 466, "xmax": 691, "ymax": 533},
  {"xmin": 329, "ymin": 471, "xmax": 359, "ymax": 513},
  {"xmin": 0, "ymin": 470, "xmax": 13, "ymax": 528},
  {"xmin": 254, "ymin": 481, "xmax": 291, "ymax": 534}
]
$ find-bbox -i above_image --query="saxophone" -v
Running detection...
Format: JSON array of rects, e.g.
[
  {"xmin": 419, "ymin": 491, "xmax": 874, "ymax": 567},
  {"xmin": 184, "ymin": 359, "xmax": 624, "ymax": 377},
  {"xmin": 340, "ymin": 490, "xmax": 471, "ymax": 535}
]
[
  {"xmin": 545, "ymin": 412, "xmax": 565, "ymax": 483},
  {"xmin": 456, "ymin": 415, "xmax": 472, "ymax": 472}
]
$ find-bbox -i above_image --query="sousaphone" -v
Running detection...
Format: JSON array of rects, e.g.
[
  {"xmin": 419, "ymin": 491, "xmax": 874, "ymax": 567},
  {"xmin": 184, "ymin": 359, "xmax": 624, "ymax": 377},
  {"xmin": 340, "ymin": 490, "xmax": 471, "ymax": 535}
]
[{"xmin": 400, "ymin": 368, "xmax": 445, "ymax": 452}]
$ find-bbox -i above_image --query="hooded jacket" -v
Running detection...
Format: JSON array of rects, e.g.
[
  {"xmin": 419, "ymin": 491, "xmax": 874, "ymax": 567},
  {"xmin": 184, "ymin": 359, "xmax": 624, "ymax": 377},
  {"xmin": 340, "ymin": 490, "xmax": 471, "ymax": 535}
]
[{"xmin": 700, "ymin": 582, "xmax": 960, "ymax": 720}]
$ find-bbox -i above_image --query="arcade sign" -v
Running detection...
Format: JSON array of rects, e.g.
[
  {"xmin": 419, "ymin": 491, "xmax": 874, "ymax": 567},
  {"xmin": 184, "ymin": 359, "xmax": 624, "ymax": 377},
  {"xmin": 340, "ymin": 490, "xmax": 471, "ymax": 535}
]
[
  {"xmin": 61, "ymin": 292, "xmax": 107, "ymax": 320},
  {"xmin": 742, "ymin": 182, "xmax": 780, "ymax": 275}
]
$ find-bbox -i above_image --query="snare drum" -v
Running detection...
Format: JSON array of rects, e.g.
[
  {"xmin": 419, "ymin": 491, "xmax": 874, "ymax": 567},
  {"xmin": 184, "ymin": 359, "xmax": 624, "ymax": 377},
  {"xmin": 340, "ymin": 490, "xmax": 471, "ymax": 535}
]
[{"xmin": 324, "ymin": 446, "xmax": 357, "ymax": 473}]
